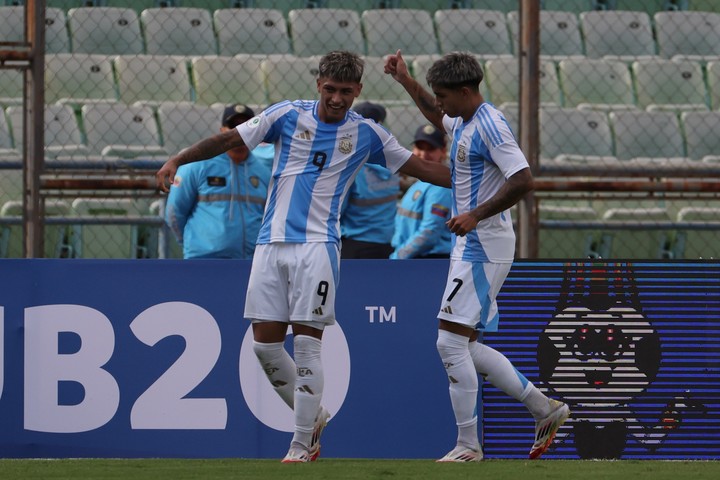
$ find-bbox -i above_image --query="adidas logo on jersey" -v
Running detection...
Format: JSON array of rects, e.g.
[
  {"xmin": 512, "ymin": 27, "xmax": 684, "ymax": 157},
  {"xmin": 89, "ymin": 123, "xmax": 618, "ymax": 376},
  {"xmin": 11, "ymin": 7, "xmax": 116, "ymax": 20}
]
[
  {"xmin": 313, "ymin": 307, "xmax": 324, "ymax": 315},
  {"xmin": 296, "ymin": 130, "xmax": 312, "ymax": 140},
  {"xmin": 442, "ymin": 306, "xmax": 453, "ymax": 314}
]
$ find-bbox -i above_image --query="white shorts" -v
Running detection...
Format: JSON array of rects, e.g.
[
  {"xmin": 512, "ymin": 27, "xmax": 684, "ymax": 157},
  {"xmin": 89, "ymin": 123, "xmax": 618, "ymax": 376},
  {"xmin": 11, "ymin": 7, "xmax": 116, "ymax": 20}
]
[
  {"xmin": 244, "ymin": 242, "xmax": 340, "ymax": 325},
  {"xmin": 436, "ymin": 260, "xmax": 512, "ymax": 332}
]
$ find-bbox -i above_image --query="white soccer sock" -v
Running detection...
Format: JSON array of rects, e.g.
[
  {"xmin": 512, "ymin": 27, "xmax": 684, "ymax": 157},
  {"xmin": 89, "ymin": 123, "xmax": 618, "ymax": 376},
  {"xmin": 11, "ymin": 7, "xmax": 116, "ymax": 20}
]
[
  {"xmin": 253, "ymin": 340, "xmax": 296, "ymax": 409},
  {"xmin": 291, "ymin": 335, "xmax": 324, "ymax": 449},
  {"xmin": 437, "ymin": 330, "xmax": 479, "ymax": 449},
  {"xmin": 469, "ymin": 341, "xmax": 550, "ymax": 418}
]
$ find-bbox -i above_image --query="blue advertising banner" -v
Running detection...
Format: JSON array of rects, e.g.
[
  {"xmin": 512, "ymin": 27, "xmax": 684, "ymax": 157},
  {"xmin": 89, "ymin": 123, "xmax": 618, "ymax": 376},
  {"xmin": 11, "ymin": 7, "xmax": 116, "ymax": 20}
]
[{"xmin": 0, "ymin": 260, "xmax": 718, "ymax": 459}]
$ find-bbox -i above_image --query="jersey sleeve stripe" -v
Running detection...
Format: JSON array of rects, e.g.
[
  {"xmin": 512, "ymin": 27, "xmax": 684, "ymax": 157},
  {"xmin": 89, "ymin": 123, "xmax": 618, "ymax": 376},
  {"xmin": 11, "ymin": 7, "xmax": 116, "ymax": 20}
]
[{"xmin": 477, "ymin": 106, "xmax": 503, "ymax": 148}]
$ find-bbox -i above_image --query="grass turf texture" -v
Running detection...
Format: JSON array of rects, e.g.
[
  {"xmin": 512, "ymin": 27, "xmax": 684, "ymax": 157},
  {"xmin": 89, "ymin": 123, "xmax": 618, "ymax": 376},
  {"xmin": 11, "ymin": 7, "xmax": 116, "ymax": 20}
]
[{"xmin": 0, "ymin": 459, "xmax": 719, "ymax": 480}]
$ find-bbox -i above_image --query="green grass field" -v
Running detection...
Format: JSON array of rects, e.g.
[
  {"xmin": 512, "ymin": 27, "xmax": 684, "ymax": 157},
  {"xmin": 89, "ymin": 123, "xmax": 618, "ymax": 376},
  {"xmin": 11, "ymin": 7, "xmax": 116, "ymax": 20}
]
[{"xmin": 1, "ymin": 459, "xmax": 719, "ymax": 480}]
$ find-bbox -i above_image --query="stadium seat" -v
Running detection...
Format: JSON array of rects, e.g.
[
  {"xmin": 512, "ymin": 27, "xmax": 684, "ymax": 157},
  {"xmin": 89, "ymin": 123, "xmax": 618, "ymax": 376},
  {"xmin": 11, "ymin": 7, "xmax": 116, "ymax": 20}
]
[
  {"xmin": 70, "ymin": 198, "xmax": 146, "ymax": 259},
  {"xmin": 540, "ymin": 108, "xmax": 616, "ymax": 165},
  {"xmin": 0, "ymin": 6, "xmax": 70, "ymax": 54},
  {"xmin": 158, "ymin": 102, "xmax": 224, "ymax": 155},
  {"xmin": 610, "ymin": 110, "xmax": 686, "ymax": 161},
  {"xmin": 384, "ymin": 105, "xmax": 432, "ymax": 150},
  {"xmin": 507, "ymin": 10, "xmax": 584, "ymax": 60},
  {"xmin": 115, "ymin": 55, "xmax": 192, "ymax": 106},
  {"xmin": 0, "ymin": 69, "xmax": 23, "ymax": 107},
  {"xmin": 543, "ymin": 0, "xmax": 601, "ymax": 14},
  {"xmin": 149, "ymin": 198, "xmax": 183, "ymax": 259},
  {"xmin": 655, "ymin": 11, "xmax": 720, "ymax": 61},
  {"xmin": 0, "ymin": 170, "xmax": 22, "ymax": 219},
  {"xmin": 0, "ymin": 109, "xmax": 18, "ymax": 159},
  {"xmin": 484, "ymin": 58, "xmax": 561, "ymax": 106},
  {"xmin": 355, "ymin": 56, "xmax": 412, "ymax": 105},
  {"xmin": 81, "ymin": 103, "xmax": 165, "ymax": 158},
  {"xmin": 473, "ymin": 0, "xmax": 519, "ymax": 13},
  {"xmin": 362, "ymin": 9, "xmax": 438, "ymax": 57},
  {"xmin": 681, "ymin": 111, "xmax": 720, "ymax": 162},
  {"xmin": 558, "ymin": 58, "xmax": 636, "ymax": 111},
  {"xmin": 68, "ymin": 7, "xmax": 144, "ymax": 55},
  {"xmin": 213, "ymin": 8, "xmax": 291, "ymax": 56},
  {"xmin": 614, "ymin": 0, "xmax": 680, "ymax": 15},
  {"xmin": 539, "ymin": 205, "xmax": 602, "ymax": 259},
  {"xmin": 674, "ymin": 207, "xmax": 720, "ymax": 259},
  {"xmin": 688, "ymin": 0, "xmax": 720, "ymax": 13},
  {"xmin": 44, "ymin": 53, "xmax": 118, "ymax": 106},
  {"xmin": 141, "ymin": 7, "xmax": 217, "ymax": 56},
  {"xmin": 434, "ymin": 9, "xmax": 513, "ymax": 59},
  {"xmin": 411, "ymin": 55, "xmax": 491, "ymax": 101},
  {"xmin": 497, "ymin": 103, "xmax": 519, "ymax": 135},
  {"xmin": 0, "ymin": 199, "xmax": 72, "ymax": 258},
  {"xmin": 288, "ymin": 8, "xmax": 364, "ymax": 57},
  {"xmin": 6, "ymin": 104, "xmax": 88, "ymax": 159},
  {"xmin": 601, "ymin": 206, "xmax": 673, "ymax": 259},
  {"xmin": 262, "ymin": 55, "xmax": 323, "ymax": 105},
  {"xmin": 580, "ymin": 10, "xmax": 657, "ymax": 61},
  {"xmin": 632, "ymin": 58, "xmax": 709, "ymax": 112},
  {"xmin": 707, "ymin": 61, "xmax": 720, "ymax": 110},
  {"xmin": 192, "ymin": 55, "xmax": 268, "ymax": 107}
]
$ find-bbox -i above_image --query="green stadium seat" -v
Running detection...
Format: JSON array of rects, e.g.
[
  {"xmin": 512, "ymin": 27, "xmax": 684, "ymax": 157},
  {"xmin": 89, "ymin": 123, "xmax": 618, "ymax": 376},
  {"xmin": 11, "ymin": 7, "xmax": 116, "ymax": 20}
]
[
  {"xmin": 115, "ymin": 54, "xmax": 192, "ymax": 106},
  {"xmin": 434, "ymin": 9, "xmax": 513, "ymax": 59},
  {"xmin": 81, "ymin": 103, "xmax": 165, "ymax": 158},
  {"xmin": 674, "ymin": 207, "xmax": 720, "ymax": 259},
  {"xmin": 68, "ymin": 6, "xmax": 144, "ymax": 55},
  {"xmin": 383, "ymin": 105, "xmax": 431, "ymax": 150},
  {"xmin": 0, "ymin": 199, "xmax": 73, "ymax": 258},
  {"xmin": 708, "ymin": 61, "xmax": 720, "ymax": 110},
  {"xmin": 158, "ymin": 102, "xmax": 224, "ymax": 155},
  {"xmin": 214, "ymin": 8, "xmax": 291, "ymax": 56},
  {"xmin": 0, "ymin": 6, "xmax": 70, "ymax": 54},
  {"xmin": 615, "ymin": 0, "xmax": 681, "ymax": 15},
  {"xmin": 559, "ymin": 58, "xmax": 636, "ymax": 111},
  {"xmin": 355, "ymin": 56, "xmax": 412, "ymax": 105},
  {"xmin": 540, "ymin": 108, "xmax": 616, "ymax": 165},
  {"xmin": 141, "ymin": 7, "xmax": 217, "ymax": 56},
  {"xmin": 192, "ymin": 55, "xmax": 267, "ymax": 106},
  {"xmin": 580, "ymin": 10, "xmax": 657, "ymax": 61},
  {"xmin": 601, "ymin": 206, "xmax": 673, "ymax": 259},
  {"xmin": 262, "ymin": 55, "xmax": 323, "ymax": 104},
  {"xmin": 655, "ymin": 11, "xmax": 720, "ymax": 62},
  {"xmin": 507, "ymin": 10, "xmax": 584, "ymax": 60},
  {"xmin": 681, "ymin": 111, "xmax": 720, "ymax": 162},
  {"xmin": 70, "ymin": 198, "xmax": 146, "ymax": 259},
  {"xmin": 688, "ymin": 0, "xmax": 720, "ymax": 12},
  {"xmin": 45, "ymin": 53, "xmax": 118, "ymax": 106},
  {"xmin": 0, "ymin": 109, "xmax": 19, "ymax": 159},
  {"xmin": 539, "ymin": 205, "xmax": 602, "ymax": 259},
  {"xmin": 362, "ymin": 9, "xmax": 438, "ymax": 57},
  {"xmin": 610, "ymin": 110, "xmax": 686, "ymax": 161},
  {"xmin": 0, "ymin": 69, "xmax": 23, "ymax": 107},
  {"xmin": 632, "ymin": 58, "xmax": 709, "ymax": 112},
  {"xmin": 473, "ymin": 0, "xmax": 518, "ymax": 13},
  {"xmin": 288, "ymin": 8, "xmax": 364, "ymax": 57},
  {"xmin": 484, "ymin": 57, "xmax": 561, "ymax": 106},
  {"xmin": 6, "ymin": 104, "xmax": 88, "ymax": 159}
]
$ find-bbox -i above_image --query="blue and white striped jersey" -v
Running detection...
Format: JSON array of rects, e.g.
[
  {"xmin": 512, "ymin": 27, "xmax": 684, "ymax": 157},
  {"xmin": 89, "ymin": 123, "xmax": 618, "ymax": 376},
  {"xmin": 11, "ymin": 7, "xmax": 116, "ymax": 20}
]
[
  {"xmin": 237, "ymin": 100, "xmax": 412, "ymax": 245},
  {"xmin": 442, "ymin": 103, "xmax": 529, "ymax": 263}
]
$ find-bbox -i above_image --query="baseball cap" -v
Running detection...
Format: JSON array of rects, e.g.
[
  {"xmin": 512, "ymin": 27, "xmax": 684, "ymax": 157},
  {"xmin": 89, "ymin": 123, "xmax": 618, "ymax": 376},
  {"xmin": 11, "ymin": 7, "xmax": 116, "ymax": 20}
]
[
  {"xmin": 353, "ymin": 101, "xmax": 386, "ymax": 123},
  {"xmin": 413, "ymin": 124, "xmax": 445, "ymax": 149},
  {"xmin": 222, "ymin": 104, "xmax": 255, "ymax": 127}
]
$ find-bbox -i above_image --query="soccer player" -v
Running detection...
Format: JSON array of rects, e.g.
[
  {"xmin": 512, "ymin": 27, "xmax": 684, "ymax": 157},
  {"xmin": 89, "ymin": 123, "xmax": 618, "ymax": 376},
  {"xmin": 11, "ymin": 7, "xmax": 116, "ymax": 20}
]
[
  {"xmin": 385, "ymin": 50, "xmax": 570, "ymax": 461},
  {"xmin": 156, "ymin": 51, "xmax": 451, "ymax": 463}
]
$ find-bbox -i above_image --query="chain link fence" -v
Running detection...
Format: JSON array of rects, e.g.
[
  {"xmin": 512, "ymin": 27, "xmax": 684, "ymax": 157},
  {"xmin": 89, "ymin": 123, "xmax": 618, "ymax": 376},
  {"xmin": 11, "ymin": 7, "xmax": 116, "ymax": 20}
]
[{"xmin": 0, "ymin": 0, "xmax": 719, "ymax": 258}]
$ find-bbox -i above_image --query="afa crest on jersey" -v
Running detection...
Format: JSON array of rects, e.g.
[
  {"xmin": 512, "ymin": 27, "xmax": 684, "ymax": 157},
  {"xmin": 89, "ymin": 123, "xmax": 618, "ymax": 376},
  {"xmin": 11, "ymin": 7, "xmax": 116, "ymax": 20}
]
[{"xmin": 338, "ymin": 137, "xmax": 353, "ymax": 154}]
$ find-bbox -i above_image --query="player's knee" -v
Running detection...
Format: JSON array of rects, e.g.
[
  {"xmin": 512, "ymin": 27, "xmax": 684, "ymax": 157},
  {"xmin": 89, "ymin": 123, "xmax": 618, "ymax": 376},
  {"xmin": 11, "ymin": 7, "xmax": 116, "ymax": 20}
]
[
  {"xmin": 252, "ymin": 340, "xmax": 285, "ymax": 364},
  {"xmin": 293, "ymin": 334, "xmax": 322, "ymax": 364}
]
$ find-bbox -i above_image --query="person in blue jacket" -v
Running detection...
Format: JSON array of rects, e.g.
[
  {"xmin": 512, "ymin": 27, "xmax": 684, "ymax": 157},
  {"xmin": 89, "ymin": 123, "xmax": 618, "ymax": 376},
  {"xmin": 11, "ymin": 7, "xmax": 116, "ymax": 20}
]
[
  {"xmin": 340, "ymin": 101, "xmax": 400, "ymax": 259},
  {"xmin": 165, "ymin": 104, "xmax": 272, "ymax": 259},
  {"xmin": 391, "ymin": 124, "xmax": 452, "ymax": 259}
]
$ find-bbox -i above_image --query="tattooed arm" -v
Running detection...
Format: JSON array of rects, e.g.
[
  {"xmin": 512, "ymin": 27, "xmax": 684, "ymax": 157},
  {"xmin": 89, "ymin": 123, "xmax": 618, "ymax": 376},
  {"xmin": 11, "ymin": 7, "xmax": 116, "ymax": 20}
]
[
  {"xmin": 384, "ymin": 49, "xmax": 444, "ymax": 131},
  {"xmin": 156, "ymin": 129, "xmax": 245, "ymax": 192}
]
